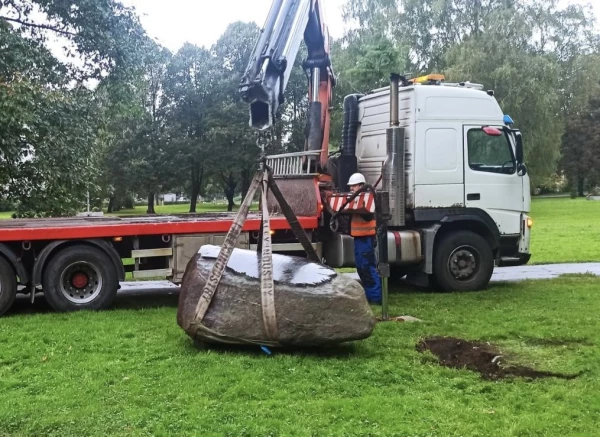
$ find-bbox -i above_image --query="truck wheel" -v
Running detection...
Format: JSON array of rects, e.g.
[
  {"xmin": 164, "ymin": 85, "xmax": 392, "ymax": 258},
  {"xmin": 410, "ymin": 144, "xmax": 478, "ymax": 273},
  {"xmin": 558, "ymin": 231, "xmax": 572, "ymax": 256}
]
[
  {"xmin": 42, "ymin": 245, "xmax": 118, "ymax": 312},
  {"xmin": 0, "ymin": 257, "xmax": 17, "ymax": 316},
  {"xmin": 432, "ymin": 231, "xmax": 494, "ymax": 292}
]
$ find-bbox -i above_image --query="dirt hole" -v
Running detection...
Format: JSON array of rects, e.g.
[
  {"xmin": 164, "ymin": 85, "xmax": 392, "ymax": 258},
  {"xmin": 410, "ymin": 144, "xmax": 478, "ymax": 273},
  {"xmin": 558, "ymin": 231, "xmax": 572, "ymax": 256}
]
[{"xmin": 416, "ymin": 336, "xmax": 582, "ymax": 381}]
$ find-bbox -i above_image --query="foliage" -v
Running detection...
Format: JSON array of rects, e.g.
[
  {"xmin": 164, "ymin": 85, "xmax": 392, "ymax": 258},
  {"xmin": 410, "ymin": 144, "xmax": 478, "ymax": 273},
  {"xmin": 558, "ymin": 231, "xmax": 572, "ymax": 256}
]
[
  {"xmin": 0, "ymin": 0, "xmax": 147, "ymax": 217},
  {"xmin": 339, "ymin": 0, "xmax": 599, "ymax": 187},
  {"xmin": 443, "ymin": 11, "xmax": 563, "ymax": 187},
  {"xmin": 2, "ymin": 0, "xmax": 600, "ymax": 215},
  {"xmin": 0, "ymin": 0, "xmax": 147, "ymax": 80},
  {"xmin": 560, "ymin": 96, "xmax": 600, "ymax": 197},
  {"xmin": 206, "ymin": 22, "xmax": 262, "ymax": 211},
  {"xmin": 0, "ymin": 76, "xmax": 99, "ymax": 217},
  {"xmin": 162, "ymin": 43, "xmax": 215, "ymax": 212}
]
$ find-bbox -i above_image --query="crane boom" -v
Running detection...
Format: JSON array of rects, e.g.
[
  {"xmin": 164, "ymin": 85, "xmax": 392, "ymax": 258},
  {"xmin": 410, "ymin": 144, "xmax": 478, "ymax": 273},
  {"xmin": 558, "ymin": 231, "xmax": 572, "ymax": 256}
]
[{"xmin": 239, "ymin": 0, "xmax": 334, "ymax": 168}]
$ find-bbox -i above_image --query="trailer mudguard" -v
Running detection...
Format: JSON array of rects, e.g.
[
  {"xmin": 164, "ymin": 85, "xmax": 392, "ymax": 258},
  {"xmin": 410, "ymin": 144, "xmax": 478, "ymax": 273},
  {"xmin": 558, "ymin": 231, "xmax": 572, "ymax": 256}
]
[
  {"xmin": 0, "ymin": 243, "xmax": 29, "ymax": 285},
  {"xmin": 32, "ymin": 239, "xmax": 125, "ymax": 289}
]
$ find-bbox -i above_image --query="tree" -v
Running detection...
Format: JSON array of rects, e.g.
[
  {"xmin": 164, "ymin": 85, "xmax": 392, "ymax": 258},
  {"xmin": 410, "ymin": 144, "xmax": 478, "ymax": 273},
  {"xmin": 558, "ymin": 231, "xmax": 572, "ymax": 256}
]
[
  {"xmin": 207, "ymin": 21, "xmax": 261, "ymax": 211},
  {"xmin": 342, "ymin": 0, "xmax": 512, "ymax": 73},
  {"xmin": 162, "ymin": 43, "xmax": 215, "ymax": 212},
  {"xmin": 113, "ymin": 45, "xmax": 177, "ymax": 214},
  {"xmin": 561, "ymin": 96, "xmax": 600, "ymax": 196},
  {"xmin": 0, "ymin": 0, "xmax": 147, "ymax": 80},
  {"xmin": 339, "ymin": 0, "xmax": 599, "ymax": 188},
  {"xmin": 0, "ymin": 77, "xmax": 100, "ymax": 217},
  {"xmin": 0, "ymin": 0, "xmax": 148, "ymax": 216},
  {"xmin": 444, "ymin": 7, "xmax": 563, "ymax": 187}
]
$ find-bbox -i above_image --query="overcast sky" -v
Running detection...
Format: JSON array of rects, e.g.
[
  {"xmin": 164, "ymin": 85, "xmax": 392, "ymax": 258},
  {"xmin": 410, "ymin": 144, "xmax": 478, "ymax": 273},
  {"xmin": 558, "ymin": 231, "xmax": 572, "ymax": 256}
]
[
  {"xmin": 120, "ymin": 0, "xmax": 598, "ymax": 53},
  {"xmin": 120, "ymin": 0, "xmax": 348, "ymax": 52}
]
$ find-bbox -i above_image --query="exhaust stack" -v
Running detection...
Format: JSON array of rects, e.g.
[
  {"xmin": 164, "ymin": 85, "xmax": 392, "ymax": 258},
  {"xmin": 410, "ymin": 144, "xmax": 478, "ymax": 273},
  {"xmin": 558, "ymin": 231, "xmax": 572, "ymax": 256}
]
[
  {"xmin": 382, "ymin": 73, "xmax": 406, "ymax": 227},
  {"xmin": 390, "ymin": 73, "xmax": 400, "ymax": 127}
]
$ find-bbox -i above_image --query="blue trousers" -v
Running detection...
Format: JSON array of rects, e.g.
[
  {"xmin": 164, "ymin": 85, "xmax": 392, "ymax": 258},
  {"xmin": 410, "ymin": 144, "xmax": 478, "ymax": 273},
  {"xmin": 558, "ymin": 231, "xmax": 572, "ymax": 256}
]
[{"xmin": 354, "ymin": 236, "xmax": 382, "ymax": 304}]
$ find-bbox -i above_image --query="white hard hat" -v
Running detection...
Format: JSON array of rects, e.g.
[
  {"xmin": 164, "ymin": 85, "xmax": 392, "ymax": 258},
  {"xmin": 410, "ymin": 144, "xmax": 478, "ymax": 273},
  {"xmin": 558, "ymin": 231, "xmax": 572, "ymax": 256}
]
[{"xmin": 347, "ymin": 173, "xmax": 366, "ymax": 185}]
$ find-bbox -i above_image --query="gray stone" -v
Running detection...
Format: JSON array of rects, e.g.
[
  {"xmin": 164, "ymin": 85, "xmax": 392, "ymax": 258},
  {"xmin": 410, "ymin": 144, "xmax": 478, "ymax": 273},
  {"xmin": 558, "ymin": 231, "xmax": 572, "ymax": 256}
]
[{"xmin": 177, "ymin": 245, "xmax": 376, "ymax": 347}]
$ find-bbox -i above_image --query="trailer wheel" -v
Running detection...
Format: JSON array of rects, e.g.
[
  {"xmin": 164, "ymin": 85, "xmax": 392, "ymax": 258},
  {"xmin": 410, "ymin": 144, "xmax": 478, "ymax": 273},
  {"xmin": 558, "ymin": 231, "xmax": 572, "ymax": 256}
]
[
  {"xmin": 432, "ymin": 231, "xmax": 494, "ymax": 292},
  {"xmin": 0, "ymin": 257, "xmax": 17, "ymax": 316},
  {"xmin": 42, "ymin": 245, "xmax": 118, "ymax": 312}
]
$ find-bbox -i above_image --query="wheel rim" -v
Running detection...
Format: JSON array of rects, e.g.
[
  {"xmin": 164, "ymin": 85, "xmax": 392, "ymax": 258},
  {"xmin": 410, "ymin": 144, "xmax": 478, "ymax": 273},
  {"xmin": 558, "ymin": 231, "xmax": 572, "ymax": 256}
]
[
  {"xmin": 59, "ymin": 262, "xmax": 103, "ymax": 304},
  {"xmin": 447, "ymin": 245, "xmax": 480, "ymax": 282}
]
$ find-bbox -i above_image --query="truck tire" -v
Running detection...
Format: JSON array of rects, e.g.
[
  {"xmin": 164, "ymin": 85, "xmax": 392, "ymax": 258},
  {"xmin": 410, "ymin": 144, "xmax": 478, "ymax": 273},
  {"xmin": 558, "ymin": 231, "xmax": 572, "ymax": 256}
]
[
  {"xmin": 42, "ymin": 245, "xmax": 119, "ymax": 312},
  {"xmin": 0, "ymin": 257, "xmax": 17, "ymax": 316},
  {"xmin": 432, "ymin": 230, "xmax": 494, "ymax": 292}
]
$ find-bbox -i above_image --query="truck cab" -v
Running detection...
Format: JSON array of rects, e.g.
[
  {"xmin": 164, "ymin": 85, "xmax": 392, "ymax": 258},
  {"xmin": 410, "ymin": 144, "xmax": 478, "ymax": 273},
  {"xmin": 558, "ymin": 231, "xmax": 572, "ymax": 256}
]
[
  {"xmin": 355, "ymin": 78, "xmax": 532, "ymax": 269},
  {"xmin": 288, "ymin": 74, "xmax": 534, "ymax": 292}
]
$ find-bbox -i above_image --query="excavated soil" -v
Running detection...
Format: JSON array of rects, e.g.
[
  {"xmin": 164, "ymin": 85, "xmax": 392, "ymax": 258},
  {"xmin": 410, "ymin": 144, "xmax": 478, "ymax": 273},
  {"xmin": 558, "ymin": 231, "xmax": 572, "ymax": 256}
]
[{"xmin": 416, "ymin": 336, "xmax": 581, "ymax": 380}]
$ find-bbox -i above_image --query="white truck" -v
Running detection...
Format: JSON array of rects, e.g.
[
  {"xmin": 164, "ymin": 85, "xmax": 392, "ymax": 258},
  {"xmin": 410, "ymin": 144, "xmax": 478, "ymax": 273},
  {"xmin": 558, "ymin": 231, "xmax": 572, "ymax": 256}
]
[{"xmin": 316, "ymin": 74, "xmax": 532, "ymax": 291}]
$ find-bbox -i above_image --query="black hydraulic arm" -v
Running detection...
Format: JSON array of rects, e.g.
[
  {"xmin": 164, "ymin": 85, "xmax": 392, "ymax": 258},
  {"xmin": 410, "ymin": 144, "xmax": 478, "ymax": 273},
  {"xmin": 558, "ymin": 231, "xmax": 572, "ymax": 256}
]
[{"xmin": 239, "ymin": 0, "xmax": 333, "ymax": 136}]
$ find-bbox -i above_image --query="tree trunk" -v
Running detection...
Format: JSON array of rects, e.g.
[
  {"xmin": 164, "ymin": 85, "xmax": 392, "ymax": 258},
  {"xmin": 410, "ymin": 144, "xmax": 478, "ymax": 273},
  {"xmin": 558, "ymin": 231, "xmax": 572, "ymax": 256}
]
[
  {"xmin": 240, "ymin": 167, "xmax": 251, "ymax": 200},
  {"xmin": 107, "ymin": 196, "xmax": 115, "ymax": 213},
  {"xmin": 222, "ymin": 173, "xmax": 237, "ymax": 212},
  {"xmin": 147, "ymin": 192, "xmax": 155, "ymax": 214},
  {"xmin": 189, "ymin": 162, "xmax": 204, "ymax": 213},
  {"xmin": 225, "ymin": 191, "xmax": 235, "ymax": 211},
  {"xmin": 578, "ymin": 176, "xmax": 585, "ymax": 197}
]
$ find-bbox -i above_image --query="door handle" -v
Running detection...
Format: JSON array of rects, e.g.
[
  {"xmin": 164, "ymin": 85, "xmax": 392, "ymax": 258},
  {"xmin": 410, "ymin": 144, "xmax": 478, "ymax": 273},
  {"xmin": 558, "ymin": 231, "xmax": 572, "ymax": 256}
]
[{"xmin": 467, "ymin": 193, "xmax": 480, "ymax": 201}]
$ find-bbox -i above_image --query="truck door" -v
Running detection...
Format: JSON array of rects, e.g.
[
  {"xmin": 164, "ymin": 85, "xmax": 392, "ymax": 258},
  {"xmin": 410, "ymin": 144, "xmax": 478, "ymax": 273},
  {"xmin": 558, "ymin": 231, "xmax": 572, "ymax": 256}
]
[{"xmin": 463, "ymin": 125, "xmax": 523, "ymax": 235}]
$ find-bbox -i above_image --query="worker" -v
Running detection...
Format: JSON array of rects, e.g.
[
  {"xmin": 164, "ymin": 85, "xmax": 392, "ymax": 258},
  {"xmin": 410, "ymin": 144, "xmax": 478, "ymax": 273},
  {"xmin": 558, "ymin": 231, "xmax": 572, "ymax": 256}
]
[{"xmin": 347, "ymin": 173, "xmax": 382, "ymax": 304}]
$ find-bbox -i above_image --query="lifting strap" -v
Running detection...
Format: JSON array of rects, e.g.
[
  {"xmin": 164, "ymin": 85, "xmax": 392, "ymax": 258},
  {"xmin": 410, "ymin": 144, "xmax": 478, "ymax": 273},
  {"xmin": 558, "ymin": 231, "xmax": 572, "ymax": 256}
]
[
  {"xmin": 266, "ymin": 169, "xmax": 320, "ymax": 263},
  {"xmin": 259, "ymin": 169, "xmax": 278, "ymax": 340},
  {"xmin": 189, "ymin": 166, "xmax": 317, "ymax": 345},
  {"xmin": 191, "ymin": 170, "xmax": 262, "ymax": 325}
]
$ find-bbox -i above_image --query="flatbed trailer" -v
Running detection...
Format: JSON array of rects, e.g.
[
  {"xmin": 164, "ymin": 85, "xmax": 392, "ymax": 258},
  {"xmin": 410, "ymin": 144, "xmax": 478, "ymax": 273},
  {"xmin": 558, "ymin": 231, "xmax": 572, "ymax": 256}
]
[{"xmin": 0, "ymin": 212, "xmax": 322, "ymax": 315}]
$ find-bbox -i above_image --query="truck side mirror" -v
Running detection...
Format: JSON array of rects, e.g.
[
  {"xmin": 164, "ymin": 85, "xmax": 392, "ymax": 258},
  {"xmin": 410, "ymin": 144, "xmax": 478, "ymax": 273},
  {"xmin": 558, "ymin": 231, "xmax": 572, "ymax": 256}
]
[
  {"xmin": 514, "ymin": 131, "xmax": 524, "ymax": 163},
  {"xmin": 514, "ymin": 131, "xmax": 527, "ymax": 175}
]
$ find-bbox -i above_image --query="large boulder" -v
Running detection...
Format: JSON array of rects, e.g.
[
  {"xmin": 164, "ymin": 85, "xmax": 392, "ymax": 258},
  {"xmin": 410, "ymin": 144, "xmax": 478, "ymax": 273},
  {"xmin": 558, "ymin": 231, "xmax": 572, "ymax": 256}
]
[{"xmin": 177, "ymin": 245, "xmax": 376, "ymax": 347}]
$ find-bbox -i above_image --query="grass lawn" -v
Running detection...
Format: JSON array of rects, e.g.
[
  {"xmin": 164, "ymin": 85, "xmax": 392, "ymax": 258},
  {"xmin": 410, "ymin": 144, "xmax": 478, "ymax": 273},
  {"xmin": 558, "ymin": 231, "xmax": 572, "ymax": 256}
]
[
  {"xmin": 109, "ymin": 203, "xmax": 249, "ymax": 216},
  {"xmin": 0, "ymin": 211, "xmax": 14, "ymax": 220},
  {"xmin": 1, "ymin": 275, "xmax": 599, "ymax": 436},
  {"xmin": 529, "ymin": 198, "xmax": 600, "ymax": 264}
]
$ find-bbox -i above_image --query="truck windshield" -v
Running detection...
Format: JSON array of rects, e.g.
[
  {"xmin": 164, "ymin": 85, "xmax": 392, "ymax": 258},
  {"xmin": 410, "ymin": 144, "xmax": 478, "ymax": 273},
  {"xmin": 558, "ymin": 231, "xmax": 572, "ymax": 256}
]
[{"xmin": 467, "ymin": 128, "xmax": 516, "ymax": 175}]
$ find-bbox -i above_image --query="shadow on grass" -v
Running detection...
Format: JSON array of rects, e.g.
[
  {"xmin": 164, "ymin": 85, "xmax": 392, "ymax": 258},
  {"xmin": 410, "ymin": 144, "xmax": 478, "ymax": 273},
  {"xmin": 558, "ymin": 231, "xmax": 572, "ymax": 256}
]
[
  {"xmin": 8, "ymin": 294, "xmax": 54, "ymax": 316},
  {"xmin": 111, "ymin": 292, "xmax": 179, "ymax": 311},
  {"xmin": 8, "ymin": 290, "xmax": 180, "ymax": 317},
  {"xmin": 388, "ymin": 279, "xmax": 517, "ymax": 295},
  {"xmin": 180, "ymin": 336, "xmax": 363, "ymax": 359}
]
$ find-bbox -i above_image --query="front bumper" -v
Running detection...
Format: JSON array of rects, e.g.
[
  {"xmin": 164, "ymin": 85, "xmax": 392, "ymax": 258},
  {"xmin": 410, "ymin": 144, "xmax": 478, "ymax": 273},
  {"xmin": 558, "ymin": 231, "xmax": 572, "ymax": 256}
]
[
  {"xmin": 498, "ymin": 253, "xmax": 531, "ymax": 267},
  {"xmin": 497, "ymin": 213, "xmax": 532, "ymax": 267},
  {"xmin": 518, "ymin": 213, "xmax": 532, "ymax": 255}
]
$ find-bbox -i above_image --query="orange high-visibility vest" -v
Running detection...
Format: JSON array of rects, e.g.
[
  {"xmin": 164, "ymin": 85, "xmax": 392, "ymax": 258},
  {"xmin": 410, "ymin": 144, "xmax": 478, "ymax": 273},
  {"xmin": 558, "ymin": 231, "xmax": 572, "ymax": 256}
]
[{"xmin": 350, "ymin": 214, "xmax": 376, "ymax": 237}]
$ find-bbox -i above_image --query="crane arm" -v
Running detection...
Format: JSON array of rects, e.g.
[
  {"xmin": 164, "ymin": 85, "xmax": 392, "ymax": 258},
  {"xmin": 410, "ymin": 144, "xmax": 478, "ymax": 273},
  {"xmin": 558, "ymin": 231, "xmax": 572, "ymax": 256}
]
[{"xmin": 239, "ymin": 0, "xmax": 334, "ymax": 168}]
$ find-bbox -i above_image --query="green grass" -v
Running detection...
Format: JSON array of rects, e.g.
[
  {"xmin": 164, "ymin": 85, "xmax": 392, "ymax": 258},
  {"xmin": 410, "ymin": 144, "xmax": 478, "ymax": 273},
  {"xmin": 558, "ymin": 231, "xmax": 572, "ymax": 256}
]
[
  {"xmin": 0, "ymin": 211, "xmax": 14, "ymax": 219},
  {"xmin": 109, "ymin": 203, "xmax": 245, "ymax": 216},
  {"xmin": 529, "ymin": 198, "xmax": 600, "ymax": 264},
  {"xmin": 1, "ymin": 276, "xmax": 599, "ymax": 436}
]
